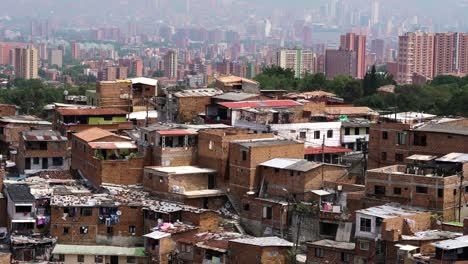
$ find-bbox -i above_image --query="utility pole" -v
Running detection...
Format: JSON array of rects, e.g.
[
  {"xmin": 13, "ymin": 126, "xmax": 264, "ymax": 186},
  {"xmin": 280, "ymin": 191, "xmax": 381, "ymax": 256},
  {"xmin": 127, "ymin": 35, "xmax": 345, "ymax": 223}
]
[
  {"xmin": 459, "ymin": 171, "xmax": 464, "ymax": 223},
  {"xmin": 321, "ymin": 135, "xmax": 325, "ymax": 187}
]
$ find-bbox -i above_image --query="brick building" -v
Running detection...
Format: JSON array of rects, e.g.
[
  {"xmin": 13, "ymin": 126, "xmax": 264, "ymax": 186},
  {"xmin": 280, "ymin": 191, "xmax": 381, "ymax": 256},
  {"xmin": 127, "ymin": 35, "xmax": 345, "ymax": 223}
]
[
  {"xmin": 306, "ymin": 239, "xmax": 355, "ymax": 264},
  {"xmin": 227, "ymin": 237, "xmax": 293, "ymax": 264},
  {"xmin": 176, "ymin": 232, "xmax": 248, "ymax": 264},
  {"xmin": 157, "ymin": 88, "xmax": 223, "ymax": 123},
  {"xmin": 368, "ymin": 120, "xmax": 468, "ymax": 169},
  {"xmin": 89, "ymin": 78, "xmax": 158, "ymax": 112},
  {"xmin": 143, "ymin": 166, "xmax": 225, "ymax": 209},
  {"xmin": 197, "ymin": 128, "xmax": 275, "ymax": 188},
  {"xmin": 365, "ymin": 153, "xmax": 468, "ymax": 221},
  {"xmin": 354, "ymin": 205, "xmax": 432, "ymax": 264},
  {"xmin": 205, "ymin": 100, "xmax": 305, "ymax": 126},
  {"xmin": 0, "ymin": 115, "xmax": 52, "ymax": 155},
  {"xmin": 70, "ymin": 127, "xmax": 144, "ymax": 187},
  {"xmin": 214, "ymin": 75, "xmax": 260, "ymax": 94},
  {"xmin": 228, "ymin": 140, "xmax": 304, "ymax": 197},
  {"xmin": 0, "ymin": 104, "xmax": 17, "ymax": 117},
  {"xmin": 54, "ymin": 108, "xmax": 132, "ymax": 136},
  {"xmin": 16, "ymin": 130, "xmax": 68, "ymax": 174}
]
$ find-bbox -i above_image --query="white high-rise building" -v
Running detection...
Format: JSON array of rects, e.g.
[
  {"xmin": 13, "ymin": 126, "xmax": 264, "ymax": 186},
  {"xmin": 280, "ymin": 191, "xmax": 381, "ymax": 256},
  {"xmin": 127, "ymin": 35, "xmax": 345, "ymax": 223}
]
[
  {"xmin": 371, "ymin": 0, "xmax": 380, "ymax": 26},
  {"xmin": 274, "ymin": 48, "xmax": 315, "ymax": 78}
]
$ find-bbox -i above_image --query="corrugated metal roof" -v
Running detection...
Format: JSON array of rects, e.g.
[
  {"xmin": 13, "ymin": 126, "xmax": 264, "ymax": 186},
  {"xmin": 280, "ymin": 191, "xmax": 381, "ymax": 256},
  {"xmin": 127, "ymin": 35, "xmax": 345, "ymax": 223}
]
[
  {"xmin": 432, "ymin": 235, "xmax": 468, "ymax": 250},
  {"xmin": 406, "ymin": 154, "xmax": 437, "ymax": 161},
  {"xmin": 218, "ymin": 100, "xmax": 302, "ymax": 109},
  {"xmin": 129, "ymin": 77, "xmax": 157, "ymax": 86},
  {"xmin": 260, "ymin": 158, "xmax": 322, "ymax": 172},
  {"xmin": 213, "ymin": 92, "xmax": 259, "ymax": 101},
  {"xmin": 174, "ymin": 88, "xmax": 223, "ymax": 98},
  {"xmin": 23, "ymin": 130, "xmax": 67, "ymax": 141},
  {"xmin": 230, "ymin": 237, "xmax": 293, "ymax": 247},
  {"xmin": 311, "ymin": 190, "xmax": 331, "ymax": 196},
  {"xmin": 416, "ymin": 123, "xmax": 468, "ymax": 136},
  {"xmin": 356, "ymin": 205, "xmax": 421, "ymax": 219},
  {"xmin": 88, "ymin": 142, "xmax": 137, "ymax": 149},
  {"xmin": 308, "ymin": 239, "xmax": 355, "ymax": 250},
  {"xmin": 436, "ymin": 153, "xmax": 468, "ymax": 163},
  {"xmin": 143, "ymin": 231, "xmax": 170, "ymax": 240}
]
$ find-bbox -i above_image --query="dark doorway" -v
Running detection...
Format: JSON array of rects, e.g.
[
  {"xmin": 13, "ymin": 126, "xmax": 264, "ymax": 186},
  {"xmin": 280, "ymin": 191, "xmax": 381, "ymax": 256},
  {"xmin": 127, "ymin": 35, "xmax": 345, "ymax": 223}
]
[
  {"xmin": 110, "ymin": 255, "xmax": 119, "ymax": 264},
  {"xmin": 42, "ymin": 158, "xmax": 48, "ymax": 169}
]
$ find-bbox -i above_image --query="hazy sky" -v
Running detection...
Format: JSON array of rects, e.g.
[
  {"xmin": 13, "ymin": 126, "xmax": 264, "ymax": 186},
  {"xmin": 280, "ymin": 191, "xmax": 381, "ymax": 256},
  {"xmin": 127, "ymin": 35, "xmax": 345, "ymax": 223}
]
[{"xmin": 1, "ymin": 0, "xmax": 467, "ymax": 30}]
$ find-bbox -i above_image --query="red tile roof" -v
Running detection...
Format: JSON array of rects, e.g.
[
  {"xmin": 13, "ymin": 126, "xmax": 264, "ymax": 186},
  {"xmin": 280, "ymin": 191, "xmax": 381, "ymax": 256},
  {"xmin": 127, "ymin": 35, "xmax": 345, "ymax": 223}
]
[
  {"xmin": 304, "ymin": 146, "xmax": 353, "ymax": 155},
  {"xmin": 218, "ymin": 100, "xmax": 302, "ymax": 109},
  {"xmin": 56, "ymin": 108, "xmax": 128, "ymax": 116}
]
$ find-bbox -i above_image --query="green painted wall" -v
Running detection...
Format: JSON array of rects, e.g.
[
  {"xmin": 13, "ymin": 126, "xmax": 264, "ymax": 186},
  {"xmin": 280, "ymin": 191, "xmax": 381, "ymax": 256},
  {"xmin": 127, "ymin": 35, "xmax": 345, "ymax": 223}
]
[{"xmin": 88, "ymin": 116, "xmax": 127, "ymax": 125}]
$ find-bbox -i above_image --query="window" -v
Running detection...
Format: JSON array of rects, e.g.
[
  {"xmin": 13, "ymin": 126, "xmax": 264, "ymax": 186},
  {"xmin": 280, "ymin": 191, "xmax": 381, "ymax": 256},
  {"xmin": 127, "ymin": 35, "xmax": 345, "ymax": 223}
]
[
  {"xmin": 103, "ymin": 116, "xmax": 113, "ymax": 121},
  {"xmin": 77, "ymin": 255, "xmax": 84, "ymax": 263},
  {"xmin": 129, "ymin": 225, "xmax": 136, "ymax": 234},
  {"xmin": 360, "ymin": 218, "xmax": 371, "ymax": 232},
  {"xmin": 396, "ymin": 132, "xmax": 407, "ymax": 145},
  {"xmin": 355, "ymin": 128, "xmax": 360, "ymax": 135},
  {"xmin": 374, "ymin": 186, "xmax": 386, "ymax": 195},
  {"xmin": 345, "ymin": 128, "xmax": 350, "ymax": 135},
  {"xmin": 315, "ymin": 248, "xmax": 324, "ymax": 257},
  {"xmin": 80, "ymin": 208, "xmax": 92, "ymax": 217},
  {"xmin": 341, "ymin": 252, "xmax": 351, "ymax": 263},
  {"xmin": 360, "ymin": 240, "xmax": 370, "ymax": 251},
  {"xmin": 274, "ymin": 168, "xmax": 280, "ymax": 173},
  {"xmin": 416, "ymin": 186, "xmax": 428, "ymax": 194},
  {"xmin": 95, "ymin": 255, "xmax": 103, "ymax": 263},
  {"xmin": 33, "ymin": 157, "xmax": 40, "ymax": 164},
  {"xmin": 327, "ymin": 130, "xmax": 333, "ymax": 138},
  {"xmin": 107, "ymin": 226, "xmax": 113, "ymax": 234},
  {"xmin": 52, "ymin": 157, "xmax": 63, "ymax": 166},
  {"xmin": 299, "ymin": 131, "xmax": 306, "ymax": 139},
  {"xmin": 381, "ymin": 152, "xmax": 387, "ymax": 161},
  {"xmin": 127, "ymin": 256, "xmax": 136, "ymax": 264},
  {"xmin": 262, "ymin": 206, "xmax": 272, "ymax": 219},
  {"xmin": 314, "ymin": 131, "xmax": 320, "ymax": 139},
  {"xmin": 438, "ymin": 188, "xmax": 444, "ymax": 198},
  {"xmin": 366, "ymin": 127, "xmax": 370, "ymax": 134},
  {"xmin": 395, "ymin": 153, "xmax": 404, "ymax": 162},
  {"xmin": 208, "ymin": 140, "xmax": 214, "ymax": 150},
  {"xmin": 394, "ymin": 187, "xmax": 402, "ymax": 195},
  {"xmin": 16, "ymin": 206, "xmax": 31, "ymax": 213},
  {"xmin": 63, "ymin": 227, "xmax": 69, "ymax": 234},
  {"xmin": 289, "ymin": 170, "xmax": 294, "ymax": 176},
  {"xmin": 382, "ymin": 131, "xmax": 388, "ymax": 140},
  {"xmin": 414, "ymin": 134, "xmax": 427, "ymax": 146},
  {"xmin": 242, "ymin": 150, "xmax": 247, "ymax": 161},
  {"xmin": 55, "ymin": 254, "xmax": 65, "ymax": 262},
  {"xmin": 79, "ymin": 226, "xmax": 88, "ymax": 234},
  {"xmin": 243, "ymin": 203, "xmax": 250, "ymax": 211}
]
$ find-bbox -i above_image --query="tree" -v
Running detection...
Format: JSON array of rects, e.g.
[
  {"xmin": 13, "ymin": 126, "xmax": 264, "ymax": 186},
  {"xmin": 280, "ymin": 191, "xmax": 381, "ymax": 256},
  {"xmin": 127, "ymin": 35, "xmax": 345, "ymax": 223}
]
[
  {"xmin": 342, "ymin": 80, "xmax": 363, "ymax": 103},
  {"xmin": 152, "ymin": 70, "xmax": 164, "ymax": 77},
  {"xmin": 362, "ymin": 65, "xmax": 378, "ymax": 96}
]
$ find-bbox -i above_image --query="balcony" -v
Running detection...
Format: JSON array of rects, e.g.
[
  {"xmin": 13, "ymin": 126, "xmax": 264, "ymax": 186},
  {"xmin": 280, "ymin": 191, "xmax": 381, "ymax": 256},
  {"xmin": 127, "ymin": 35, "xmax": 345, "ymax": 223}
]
[{"xmin": 341, "ymin": 134, "xmax": 369, "ymax": 144}]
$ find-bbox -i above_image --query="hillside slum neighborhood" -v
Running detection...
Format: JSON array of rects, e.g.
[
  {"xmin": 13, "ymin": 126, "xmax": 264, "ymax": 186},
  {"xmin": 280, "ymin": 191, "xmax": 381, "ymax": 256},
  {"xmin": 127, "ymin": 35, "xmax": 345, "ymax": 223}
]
[{"xmin": 0, "ymin": 77, "xmax": 467, "ymax": 264}]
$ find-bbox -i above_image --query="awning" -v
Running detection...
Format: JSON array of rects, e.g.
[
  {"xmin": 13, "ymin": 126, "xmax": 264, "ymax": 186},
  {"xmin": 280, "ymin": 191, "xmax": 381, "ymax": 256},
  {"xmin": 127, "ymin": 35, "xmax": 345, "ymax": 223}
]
[
  {"xmin": 143, "ymin": 231, "xmax": 170, "ymax": 240},
  {"xmin": 304, "ymin": 146, "xmax": 352, "ymax": 155},
  {"xmin": 311, "ymin": 190, "xmax": 331, "ymax": 196},
  {"xmin": 89, "ymin": 142, "xmax": 137, "ymax": 149}
]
